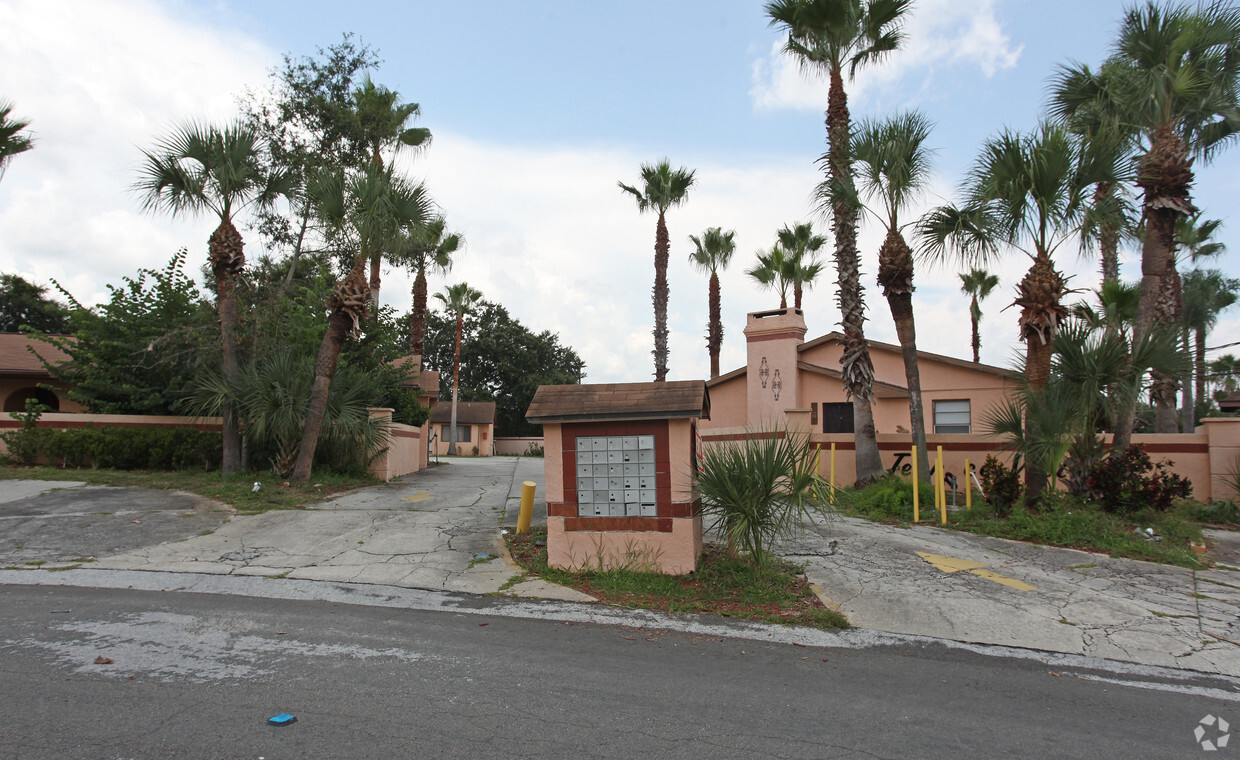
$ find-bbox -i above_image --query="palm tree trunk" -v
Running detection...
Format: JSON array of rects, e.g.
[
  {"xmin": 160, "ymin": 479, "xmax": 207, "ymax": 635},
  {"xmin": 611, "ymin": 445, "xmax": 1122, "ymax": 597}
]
[
  {"xmin": 888, "ymin": 292, "xmax": 929, "ymax": 482},
  {"xmin": 793, "ymin": 283, "xmax": 803, "ymax": 310},
  {"xmin": 1196, "ymin": 328, "xmax": 1208, "ymax": 412},
  {"xmin": 1024, "ymin": 337, "xmax": 1055, "ymax": 505},
  {"xmin": 369, "ymin": 253, "xmax": 382, "ymax": 307},
  {"xmin": 970, "ymin": 296, "xmax": 981, "ymax": 363},
  {"xmin": 708, "ymin": 271, "xmax": 721, "ymax": 378},
  {"xmin": 826, "ymin": 65, "xmax": 882, "ymax": 486},
  {"xmin": 448, "ymin": 313, "xmax": 462, "ymax": 455},
  {"xmin": 1181, "ymin": 326, "xmax": 1195, "ymax": 433},
  {"xmin": 291, "ymin": 307, "xmax": 353, "ymax": 484},
  {"xmin": 1096, "ymin": 182, "xmax": 1120, "ymax": 284},
  {"xmin": 653, "ymin": 213, "xmax": 670, "ymax": 382},
  {"xmin": 410, "ymin": 266, "xmax": 428, "ymax": 359},
  {"xmin": 209, "ymin": 219, "xmax": 244, "ymax": 475},
  {"xmin": 291, "ymin": 263, "xmax": 370, "ymax": 484}
]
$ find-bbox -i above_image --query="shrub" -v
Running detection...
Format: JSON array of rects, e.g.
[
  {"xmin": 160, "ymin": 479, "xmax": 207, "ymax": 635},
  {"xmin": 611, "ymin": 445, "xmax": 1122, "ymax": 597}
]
[
  {"xmin": 835, "ymin": 475, "xmax": 917, "ymax": 522},
  {"xmin": 979, "ymin": 455, "xmax": 1022, "ymax": 516},
  {"xmin": 694, "ymin": 429, "xmax": 830, "ymax": 567},
  {"xmin": 1, "ymin": 399, "xmax": 51, "ymax": 466},
  {"xmin": 524, "ymin": 441, "xmax": 545, "ymax": 458},
  {"xmin": 6, "ymin": 423, "xmax": 222, "ymax": 471},
  {"xmin": 1086, "ymin": 445, "xmax": 1192, "ymax": 515}
]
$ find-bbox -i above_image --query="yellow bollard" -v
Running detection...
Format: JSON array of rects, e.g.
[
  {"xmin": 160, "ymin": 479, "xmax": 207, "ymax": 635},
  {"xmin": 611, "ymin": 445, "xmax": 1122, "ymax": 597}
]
[
  {"xmin": 829, "ymin": 442, "xmax": 837, "ymax": 504},
  {"xmin": 937, "ymin": 446, "xmax": 947, "ymax": 524},
  {"xmin": 964, "ymin": 458, "xmax": 972, "ymax": 510},
  {"xmin": 517, "ymin": 480, "xmax": 536, "ymax": 534},
  {"xmin": 911, "ymin": 448, "xmax": 920, "ymax": 523}
]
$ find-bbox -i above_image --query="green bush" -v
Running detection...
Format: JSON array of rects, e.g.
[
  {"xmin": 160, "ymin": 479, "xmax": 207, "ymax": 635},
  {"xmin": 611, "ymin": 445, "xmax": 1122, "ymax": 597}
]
[
  {"xmin": 834, "ymin": 475, "xmax": 917, "ymax": 522},
  {"xmin": 1086, "ymin": 445, "xmax": 1192, "ymax": 515},
  {"xmin": 8, "ymin": 424, "xmax": 222, "ymax": 471},
  {"xmin": 979, "ymin": 455, "xmax": 1022, "ymax": 516},
  {"xmin": 1, "ymin": 399, "xmax": 51, "ymax": 466}
]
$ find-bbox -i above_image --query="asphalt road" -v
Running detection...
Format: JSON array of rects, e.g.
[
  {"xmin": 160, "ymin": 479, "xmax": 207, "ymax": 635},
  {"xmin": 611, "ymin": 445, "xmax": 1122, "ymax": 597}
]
[{"xmin": 1, "ymin": 584, "xmax": 1233, "ymax": 760}]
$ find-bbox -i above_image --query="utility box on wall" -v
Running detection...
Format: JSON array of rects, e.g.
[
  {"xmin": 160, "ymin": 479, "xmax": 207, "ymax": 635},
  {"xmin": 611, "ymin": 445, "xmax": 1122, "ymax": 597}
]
[{"xmin": 526, "ymin": 381, "xmax": 709, "ymax": 575}]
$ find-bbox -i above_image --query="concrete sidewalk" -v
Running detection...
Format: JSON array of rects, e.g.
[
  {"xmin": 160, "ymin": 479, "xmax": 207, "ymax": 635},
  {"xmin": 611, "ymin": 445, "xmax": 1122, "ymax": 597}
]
[
  {"xmin": 84, "ymin": 457, "xmax": 592, "ymax": 602},
  {"xmin": 780, "ymin": 513, "xmax": 1240, "ymax": 676}
]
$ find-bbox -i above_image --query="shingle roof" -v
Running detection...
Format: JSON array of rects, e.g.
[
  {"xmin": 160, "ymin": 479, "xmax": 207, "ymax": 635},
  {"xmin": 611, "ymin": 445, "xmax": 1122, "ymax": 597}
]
[
  {"xmin": 526, "ymin": 381, "xmax": 709, "ymax": 423},
  {"xmin": 430, "ymin": 401, "xmax": 496, "ymax": 425},
  {"xmin": 0, "ymin": 333, "xmax": 71, "ymax": 375}
]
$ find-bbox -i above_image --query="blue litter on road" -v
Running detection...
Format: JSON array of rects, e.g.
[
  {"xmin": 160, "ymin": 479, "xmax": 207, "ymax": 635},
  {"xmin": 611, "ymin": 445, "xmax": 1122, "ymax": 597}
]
[{"xmin": 267, "ymin": 713, "xmax": 297, "ymax": 726}]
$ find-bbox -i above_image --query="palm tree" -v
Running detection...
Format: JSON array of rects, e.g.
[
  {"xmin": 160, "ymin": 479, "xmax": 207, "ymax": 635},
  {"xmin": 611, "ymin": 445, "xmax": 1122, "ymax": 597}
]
[
  {"xmin": 922, "ymin": 123, "xmax": 1090, "ymax": 504},
  {"xmin": 435, "ymin": 282, "xmax": 483, "ymax": 455},
  {"xmin": 136, "ymin": 121, "xmax": 292, "ymax": 474},
  {"xmin": 618, "ymin": 160, "xmax": 696, "ymax": 382},
  {"xmin": 847, "ymin": 111, "xmax": 933, "ymax": 481},
  {"xmin": 350, "ymin": 76, "xmax": 432, "ymax": 305},
  {"xmin": 959, "ymin": 268, "xmax": 1000, "ymax": 363},
  {"xmin": 748, "ymin": 245, "xmax": 794, "ymax": 309},
  {"xmin": 775, "ymin": 222, "xmax": 828, "ymax": 309},
  {"xmin": 1086, "ymin": 2, "xmax": 1240, "ymax": 437},
  {"xmin": 0, "ymin": 100, "xmax": 34, "ymax": 183},
  {"xmin": 767, "ymin": 0, "xmax": 911, "ymax": 486},
  {"xmin": 687, "ymin": 227, "xmax": 736, "ymax": 378},
  {"xmin": 1182, "ymin": 269, "xmax": 1240, "ymax": 427},
  {"xmin": 393, "ymin": 216, "xmax": 463, "ymax": 360},
  {"xmin": 292, "ymin": 165, "xmax": 432, "ymax": 483}
]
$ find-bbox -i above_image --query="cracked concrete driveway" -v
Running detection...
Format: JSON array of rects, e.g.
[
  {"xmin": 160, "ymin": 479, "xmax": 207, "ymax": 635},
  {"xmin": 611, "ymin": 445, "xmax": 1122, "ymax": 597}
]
[
  {"xmin": 781, "ymin": 513, "xmax": 1240, "ymax": 676},
  {"xmin": 82, "ymin": 457, "xmax": 590, "ymax": 601}
]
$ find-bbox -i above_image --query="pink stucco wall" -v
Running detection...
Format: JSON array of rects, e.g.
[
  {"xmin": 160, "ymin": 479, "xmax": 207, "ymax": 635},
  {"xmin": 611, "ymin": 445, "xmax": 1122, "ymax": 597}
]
[
  {"xmin": 546, "ymin": 514, "xmax": 703, "ymax": 574},
  {"xmin": 494, "ymin": 437, "xmax": 544, "ymax": 456}
]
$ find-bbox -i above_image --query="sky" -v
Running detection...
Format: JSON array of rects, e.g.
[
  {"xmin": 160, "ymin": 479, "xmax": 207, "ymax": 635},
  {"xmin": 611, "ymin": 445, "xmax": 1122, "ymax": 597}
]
[{"xmin": 2, "ymin": 0, "xmax": 1239, "ymax": 386}]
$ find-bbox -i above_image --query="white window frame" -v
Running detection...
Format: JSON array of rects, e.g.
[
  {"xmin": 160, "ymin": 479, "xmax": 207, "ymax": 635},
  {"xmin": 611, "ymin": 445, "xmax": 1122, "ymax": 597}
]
[{"xmin": 933, "ymin": 399, "xmax": 971, "ymax": 434}]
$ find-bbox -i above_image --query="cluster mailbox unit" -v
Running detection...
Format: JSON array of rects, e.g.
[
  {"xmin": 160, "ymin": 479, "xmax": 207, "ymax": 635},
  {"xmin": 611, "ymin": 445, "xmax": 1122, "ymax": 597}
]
[{"xmin": 526, "ymin": 381, "xmax": 709, "ymax": 574}]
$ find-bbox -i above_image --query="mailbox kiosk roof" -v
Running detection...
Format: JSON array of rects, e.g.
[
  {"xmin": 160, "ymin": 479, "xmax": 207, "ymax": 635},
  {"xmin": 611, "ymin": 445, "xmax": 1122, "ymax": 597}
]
[{"xmin": 526, "ymin": 381, "xmax": 709, "ymax": 423}]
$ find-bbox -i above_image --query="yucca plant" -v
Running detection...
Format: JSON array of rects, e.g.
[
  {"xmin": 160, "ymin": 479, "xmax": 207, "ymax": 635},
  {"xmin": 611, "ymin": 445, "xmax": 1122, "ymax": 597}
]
[{"xmin": 693, "ymin": 428, "xmax": 831, "ymax": 567}]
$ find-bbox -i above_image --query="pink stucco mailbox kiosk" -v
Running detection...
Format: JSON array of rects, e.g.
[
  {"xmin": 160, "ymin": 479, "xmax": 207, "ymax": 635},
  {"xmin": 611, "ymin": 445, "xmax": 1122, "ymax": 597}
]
[{"xmin": 525, "ymin": 381, "xmax": 709, "ymax": 575}]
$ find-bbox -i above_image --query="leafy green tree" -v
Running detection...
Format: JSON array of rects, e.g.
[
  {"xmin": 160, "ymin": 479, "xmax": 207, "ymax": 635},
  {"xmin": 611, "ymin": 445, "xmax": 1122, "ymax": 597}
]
[
  {"xmin": 0, "ymin": 274, "xmax": 70, "ymax": 333},
  {"xmin": 293, "ymin": 165, "xmax": 432, "ymax": 482},
  {"xmin": 922, "ymin": 123, "xmax": 1091, "ymax": 503},
  {"xmin": 766, "ymin": 0, "xmax": 911, "ymax": 487},
  {"xmin": 618, "ymin": 159, "xmax": 696, "ymax": 382},
  {"xmin": 687, "ymin": 227, "xmax": 736, "ymax": 378},
  {"xmin": 136, "ymin": 121, "xmax": 292, "ymax": 474},
  {"xmin": 36, "ymin": 250, "xmax": 214, "ymax": 414},
  {"xmin": 0, "ymin": 99, "xmax": 35, "ymax": 183},
  {"xmin": 846, "ymin": 111, "xmax": 934, "ymax": 481},
  {"xmin": 420, "ymin": 299, "xmax": 586, "ymax": 437},
  {"xmin": 434, "ymin": 283, "xmax": 483, "ymax": 455},
  {"xmin": 958, "ymin": 268, "xmax": 1000, "ymax": 363}
]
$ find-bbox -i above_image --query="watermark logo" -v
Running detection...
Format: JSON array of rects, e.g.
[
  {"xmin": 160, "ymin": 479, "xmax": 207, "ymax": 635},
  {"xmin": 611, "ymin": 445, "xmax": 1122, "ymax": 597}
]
[{"xmin": 1196, "ymin": 715, "xmax": 1231, "ymax": 752}]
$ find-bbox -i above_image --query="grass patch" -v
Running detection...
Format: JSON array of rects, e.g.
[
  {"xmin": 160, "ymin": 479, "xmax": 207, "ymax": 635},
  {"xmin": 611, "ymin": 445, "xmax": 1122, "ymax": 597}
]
[
  {"xmin": 0, "ymin": 465, "xmax": 380, "ymax": 513},
  {"xmin": 498, "ymin": 574, "xmax": 525, "ymax": 591},
  {"xmin": 504, "ymin": 528, "xmax": 848, "ymax": 629},
  {"xmin": 833, "ymin": 475, "xmax": 1207, "ymax": 569}
]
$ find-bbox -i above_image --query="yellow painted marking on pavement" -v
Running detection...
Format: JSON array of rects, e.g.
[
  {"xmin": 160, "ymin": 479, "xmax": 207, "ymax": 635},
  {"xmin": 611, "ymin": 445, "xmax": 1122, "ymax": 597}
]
[
  {"xmin": 404, "ymin": 491, "xmax": 433, "ymax": 503},
  {"xmin": 969, "ymin": 567, "xmax": 1036, "ymax": 592},
  {"xmin": 915, "ymin": 551, "xmax": 1035, "ymax": 591},
  {"xmin": 915, "ymin": 552, "xmax": 988, "ymax": 573}
]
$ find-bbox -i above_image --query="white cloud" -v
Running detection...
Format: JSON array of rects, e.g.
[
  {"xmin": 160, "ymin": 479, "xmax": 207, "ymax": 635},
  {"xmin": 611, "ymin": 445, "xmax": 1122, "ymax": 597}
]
[
  {"xmin": 0, "ymin": 0, "xmax": 275, "ymax": 303},
  {"xmin": 751, "ymin": 0, "xmax": 1024, "ymax": 112}
]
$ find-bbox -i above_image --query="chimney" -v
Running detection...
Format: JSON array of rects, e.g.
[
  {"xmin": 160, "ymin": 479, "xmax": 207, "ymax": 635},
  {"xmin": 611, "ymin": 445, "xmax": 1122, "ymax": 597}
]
[{"xmin": 743, "ymin": 307, "xmax": 806, "ymax": 427}]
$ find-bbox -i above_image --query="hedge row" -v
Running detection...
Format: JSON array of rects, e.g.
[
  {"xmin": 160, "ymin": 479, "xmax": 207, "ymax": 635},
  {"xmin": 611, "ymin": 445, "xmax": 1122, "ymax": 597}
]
[{"xmin": 2, "ymin": 425, "xmax": 222, "ymax": 470}]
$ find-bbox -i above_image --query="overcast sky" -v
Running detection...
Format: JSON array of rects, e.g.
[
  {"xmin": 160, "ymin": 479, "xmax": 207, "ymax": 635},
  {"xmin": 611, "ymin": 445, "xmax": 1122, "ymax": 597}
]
[{"xmin": 2, "ymin": 0, "xmax": 1238, "ymax": 384}]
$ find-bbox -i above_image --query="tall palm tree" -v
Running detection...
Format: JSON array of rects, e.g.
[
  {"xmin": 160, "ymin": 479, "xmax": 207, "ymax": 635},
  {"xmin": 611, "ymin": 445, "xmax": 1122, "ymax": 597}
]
[
  {"xmin": 350, "ymin": 76, "xmax": 432, "ymax": 305},
  {"xmin": 958, "ymin": 268, "xmax": 1000, "ymax": 363},
  {"xmin": 847, "ymin": 111, "xmax": 933, "ymax": 481},
  {"xmin": 775, "ymin": 222, "xmax": 828, "ymax": 309},
  {"xmin": 393, "ymin": 216, "xmax": 463, "ymax": 360},
  {"xmin": 137, "ymin": 121, "xmax": 292, "ymax": 474},
  {"xmin": 0, "ymin": 100, "xmax": 35, "ymax": 184},
  {"xmin": 292, "ymin": 165, "xmax": 432, "ymax": 483},
  {"xmin": 1182, "ymin": 268, "xmax": 1240, "ymax": 427},
  {"xmin": 618, "ymin": 160, "xmax": 696, "ymax": 382},
  {"xmin": 688, "ymin": 227, "xmax": 737, "ymax": 378},
  {"xmin": 767, "ymin": 0, "xmax": 911, "ymax": 486},
  {"xmin": 435, "ymin": 282, "xmax": 483, "ymax": 455},
  {"xmin": 1070, "ymin": 2, "xmax": 1240, "ymax": 438},
  {"xmin": 922, "ymin": 124, "xmax": 1090, "ymax": 503}
]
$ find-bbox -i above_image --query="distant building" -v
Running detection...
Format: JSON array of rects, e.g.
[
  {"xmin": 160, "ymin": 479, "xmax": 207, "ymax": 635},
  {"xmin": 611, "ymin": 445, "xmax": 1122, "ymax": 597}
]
[
  {"xmin": 429, "ymin": 401, "xmax": 496, "ymax": 456},
  {"xmin": 701, "ymin": 308, "xmax": 1021, "ymax": 436},
  {"xmin": 0, "ymin": 333, "xmax": 81, "ymax": 413}
]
